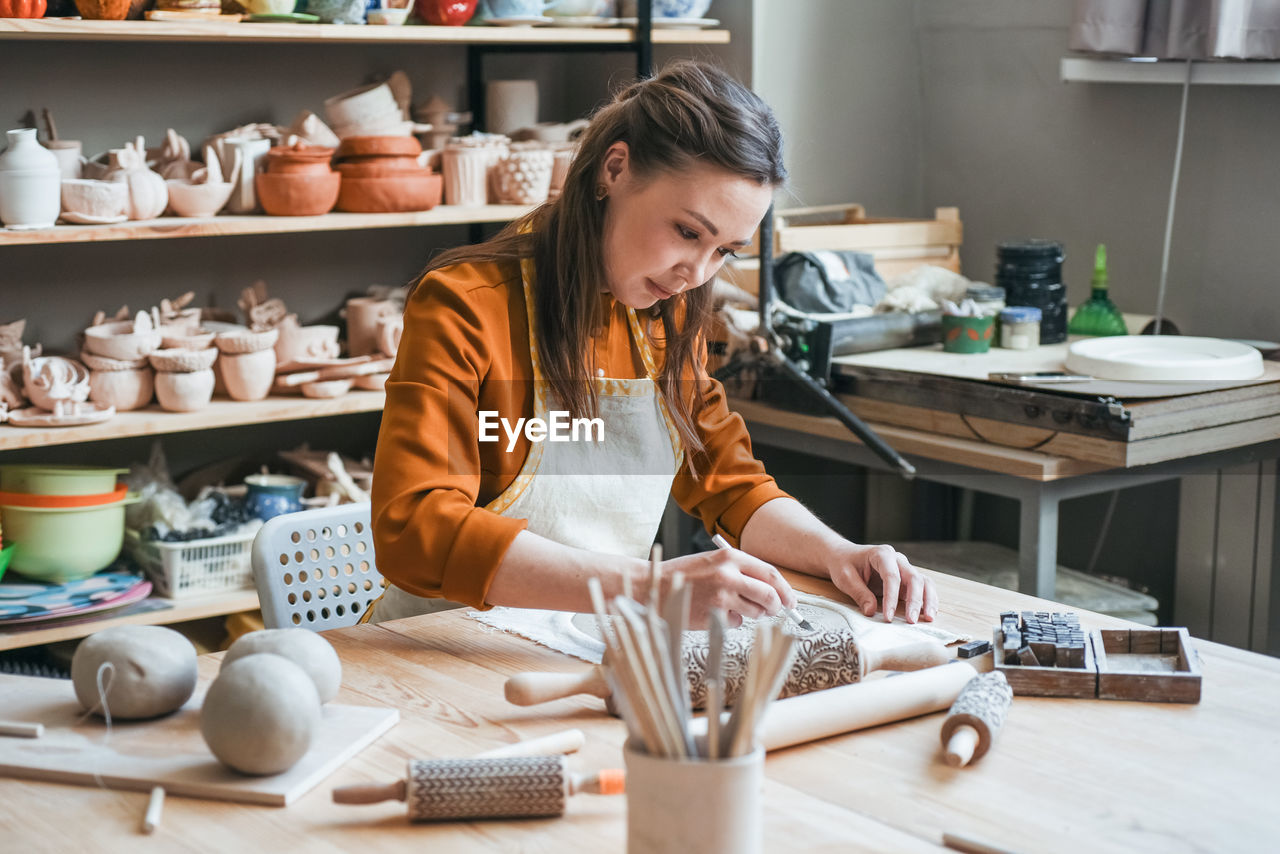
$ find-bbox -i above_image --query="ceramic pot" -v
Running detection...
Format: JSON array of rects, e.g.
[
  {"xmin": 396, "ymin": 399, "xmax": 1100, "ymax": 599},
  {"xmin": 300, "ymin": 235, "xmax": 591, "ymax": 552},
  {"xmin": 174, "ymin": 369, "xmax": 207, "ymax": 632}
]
[
  {"xmin": 307, "ymin": 0, "xmax": 366, "ymax": 23},
  {"xmin": 345, "ymin": 297, "xmax": 398, "ymax": 358},
  {"xmin": 103, "ymin": 145, "xmax": 168, "ymax": 221},
  {"xmin": 220, "ymin": 349, "xmax": 276, "ymax": 402},
  {"xmin": 336, "ymin": 172, "xmax": 441, "ymax": 213},
  {"xmin": 60, "ymin": 179, "xmax": 129, "ymax": 223},
  {"xmin": 0, "ymin": 128, "xmax": 61, "ymax": 230},
  {"xmin": 214, "ymin": 328, "xmax": 278, "ymax": 355},
  {"xmin": 275, "ymin": 320, "xmax": 340, "ymax": 365},
  {"xmin": 441, "ymin": 146, "xmax": 489, "ymax": 206},
  {"xmin": 154, "ymin": 369, "xmax": 215, "ymax": 412},
  {"xmin": 89, "ymin": 367, "xmax": 154, "ymax": 411},
  {"xmin": 255, "ymin": 172, "xmax": 341, "ymax": 216},
  {"xmin": 243, "ymin": 474, "xmax": 306, "ymax": 521},
  {"xmin": 336, "ymin": 159, "xmax": 423, "ymax": 178},
  {"xmin": 485, "ymin": 80, "xmax": 538, "ymax": 138},
  {"xmin": 492, "ymin": 147, "xmax": 553, "ymax": 205},
  {"xmin": 0, "ymin": 0, "xmax": 48, "ymax": 16},
  {"xmin": 148, "ymin": 347, "xmax": 218, "ymax": 373},
  {"xmin": 336, "ymin": 136, "xmax": 422, "ymax": 159},
  {"xmin": 265, "ymin": 143, "xmax": 336, "ymax": 175},
  {"xmin": 72, "ymin": 0, "xmax": 131, "ymax": 18},
  {"xmin": 414, "ymin": 0, "xmax": 475, "ymax": 24},
  {"xmin": 83, "ymin": 317, "xmax": 163, "ymax": 361},
  {"xmin": 45, "ymin": 140, "xmax": 84, "ymax": 180}
]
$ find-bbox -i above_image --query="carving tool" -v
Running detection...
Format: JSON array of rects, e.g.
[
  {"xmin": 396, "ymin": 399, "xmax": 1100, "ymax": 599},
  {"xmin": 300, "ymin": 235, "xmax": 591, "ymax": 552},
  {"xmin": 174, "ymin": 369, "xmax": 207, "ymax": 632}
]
[
  {"xmin": 711, "ymin": 534, "xmax": 812, "ymax": 631},
  {"xmin": 0, "ymin": 721, "xmax": 43, "ymax": 738},
  {"xmin": 141, "ymin": 786, "xmax": 165, "ymax": 835},
  {"xmin": 940, "ymin": 671, "xmax": 1013, "ymax": 767},
  {"xmin": 331, "ymin": 755, "xmax": 624, "ymax": 821}
]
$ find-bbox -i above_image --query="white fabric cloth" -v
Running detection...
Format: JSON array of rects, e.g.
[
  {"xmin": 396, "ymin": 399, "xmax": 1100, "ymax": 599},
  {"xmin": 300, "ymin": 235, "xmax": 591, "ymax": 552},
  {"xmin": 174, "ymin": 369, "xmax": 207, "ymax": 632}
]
[{"xmin": 370, "ymin": 256, "xmax": 681, "ymax": 624}]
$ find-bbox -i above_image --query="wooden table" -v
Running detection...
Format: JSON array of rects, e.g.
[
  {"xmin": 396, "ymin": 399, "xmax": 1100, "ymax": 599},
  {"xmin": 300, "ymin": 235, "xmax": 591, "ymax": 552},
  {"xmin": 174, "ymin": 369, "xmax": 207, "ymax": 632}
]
[{"xmin": 2, "ymin": 570, "xmax": 1278, "ymax": 853}]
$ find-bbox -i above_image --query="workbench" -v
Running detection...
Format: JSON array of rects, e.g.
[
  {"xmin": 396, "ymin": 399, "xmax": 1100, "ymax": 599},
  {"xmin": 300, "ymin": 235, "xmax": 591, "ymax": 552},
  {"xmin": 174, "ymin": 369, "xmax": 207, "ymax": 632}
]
[{"xmin": 1, "ymin": 570, "xmax": 1276, "ymax": 853}]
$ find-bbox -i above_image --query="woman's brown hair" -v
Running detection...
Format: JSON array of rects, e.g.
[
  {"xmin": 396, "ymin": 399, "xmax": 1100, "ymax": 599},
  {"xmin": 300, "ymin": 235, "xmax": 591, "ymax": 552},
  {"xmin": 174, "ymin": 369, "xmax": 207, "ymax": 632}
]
[{"xmin": 421, "ymin": 59, "xmax": 786, "ymax": 473}]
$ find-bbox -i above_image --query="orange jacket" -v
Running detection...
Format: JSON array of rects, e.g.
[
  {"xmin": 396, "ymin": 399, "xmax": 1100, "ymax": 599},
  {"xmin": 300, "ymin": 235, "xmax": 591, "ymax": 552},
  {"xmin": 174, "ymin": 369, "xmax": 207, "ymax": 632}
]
[{"xmin": 371, "ymin": 260, "xmax": 788, "ymax": 608}]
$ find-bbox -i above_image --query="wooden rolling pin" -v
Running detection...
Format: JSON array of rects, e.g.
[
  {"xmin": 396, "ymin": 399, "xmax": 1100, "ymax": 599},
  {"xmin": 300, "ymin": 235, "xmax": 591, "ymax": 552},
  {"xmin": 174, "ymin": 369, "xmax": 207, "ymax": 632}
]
[
  {"xmin": 332, "ymin": 755, "xmax": 625, "ymax": 821},
  {"xmin": 939, "ymin": 670, "xmax": 1013, "ymax": 767},
  {"xmin": 688, "ymin": 661, "xmax": 979, "ymax": 752},
  {"xmin": 505, "ymin": 632, "xmax": 951, "ymax": 709}
]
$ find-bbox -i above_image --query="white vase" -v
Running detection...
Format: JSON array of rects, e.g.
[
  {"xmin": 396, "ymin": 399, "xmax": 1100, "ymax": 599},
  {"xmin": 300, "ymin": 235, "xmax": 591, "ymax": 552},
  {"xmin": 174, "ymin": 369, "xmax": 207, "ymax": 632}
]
[{"xmin": 0, "ymin": 128, "xmax": 61, "ymax": 230}]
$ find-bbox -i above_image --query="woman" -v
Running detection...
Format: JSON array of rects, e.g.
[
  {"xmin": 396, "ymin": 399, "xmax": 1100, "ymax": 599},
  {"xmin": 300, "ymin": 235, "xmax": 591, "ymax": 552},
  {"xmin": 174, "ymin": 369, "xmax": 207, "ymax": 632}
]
[{"xmin": 369, "ymin": 60, "xmax": 937, "ymax": 627}]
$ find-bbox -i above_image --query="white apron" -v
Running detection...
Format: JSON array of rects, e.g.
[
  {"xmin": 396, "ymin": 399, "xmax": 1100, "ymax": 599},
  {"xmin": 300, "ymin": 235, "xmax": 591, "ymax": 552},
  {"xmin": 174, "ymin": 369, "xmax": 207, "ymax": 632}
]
[{"xmin": 368, "ymin": 257, "xmax": 683, "ymax": 623}]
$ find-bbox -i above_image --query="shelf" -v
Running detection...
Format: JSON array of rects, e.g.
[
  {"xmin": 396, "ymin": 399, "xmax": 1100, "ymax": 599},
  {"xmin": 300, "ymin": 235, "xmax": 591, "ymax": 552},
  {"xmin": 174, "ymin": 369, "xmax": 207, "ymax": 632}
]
[
  {"xmin": 0, "ymin": 391, "xmax": 385, "ymax": 452},
  {"xmin": 0, "ymin": 18, "xmax": 729, "ymax": 46},
  {"xmin": 0, "ymin": 205, "xmax": 537, "ymax": 247},
  {"xmin": 0, "ymin": 588, "xmax": 259, "ymax": 651},
  {"xmin": 1061, "ymin": 56, "xmax": 1280, "ymax": 85}
]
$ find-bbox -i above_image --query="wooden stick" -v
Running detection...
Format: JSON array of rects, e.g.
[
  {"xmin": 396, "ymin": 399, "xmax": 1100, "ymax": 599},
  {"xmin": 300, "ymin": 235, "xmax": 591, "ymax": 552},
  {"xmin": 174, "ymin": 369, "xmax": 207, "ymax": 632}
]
[
  {"xmin": 610, "ymin": 600, "xmax": 674, "ymax": 756},
  {"xmin": 942, "ymin": 830, "xmax": 1026, "ymax": 854},
  {"xmin": 475, "ymin": 729, "xmax": 586, "ymax": 759},
  {"xmin": 141, "ymin": 786, "xmax": 165, "ymax": 835},
  {"xmin": 615, "ymin": 598, "xmax": 684, "ymax": 758},
  {"xmin": 0, "ymin": 721, "xmax": 43, "ymax": 739}
]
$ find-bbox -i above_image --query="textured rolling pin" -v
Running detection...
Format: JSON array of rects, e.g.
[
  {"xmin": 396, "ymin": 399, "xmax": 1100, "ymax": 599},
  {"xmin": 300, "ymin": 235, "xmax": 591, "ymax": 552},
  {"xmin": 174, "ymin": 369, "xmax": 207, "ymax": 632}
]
[
  {"xmin": 331, "ymin": 755, "xmax": 625, "ymax": 821},
  {"xmin": 505, "ymin": 631, "xmax": 951, "ymax": 710},
  {"xmin": 939, "ymin": 670, "xmax": 1013, "ymax": 767}
]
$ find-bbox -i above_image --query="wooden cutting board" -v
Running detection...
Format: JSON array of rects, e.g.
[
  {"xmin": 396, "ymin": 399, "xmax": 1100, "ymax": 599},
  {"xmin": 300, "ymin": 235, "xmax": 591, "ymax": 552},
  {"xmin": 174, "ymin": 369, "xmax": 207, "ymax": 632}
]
[{"xmin": 0, "ymin": 674, "xmax": 397, "ymax": 806}]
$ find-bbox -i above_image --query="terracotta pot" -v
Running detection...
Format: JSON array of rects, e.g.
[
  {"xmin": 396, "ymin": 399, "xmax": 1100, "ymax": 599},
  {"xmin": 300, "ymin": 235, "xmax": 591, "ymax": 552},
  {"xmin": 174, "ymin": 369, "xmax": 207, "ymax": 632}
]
[
  {"xmin": 220, "ymin": 349, "xmax": 276, "ymax": 402},
  {"xmin": 335, "ymin": 173, "xmax": 442, "ymax": 213},
  {"xmin": 73, "ymin": 0, "xmax": 131, "ymax": 18},
  {"xmin": 265, "ymin": 144, "xmax": 336, "ymax": 175},
  {"xmin": 0, "ymin": 0, "xmax": 47, "ymax": 18},
  {"xmin": 336, "ymin": 158, "xmax": 424, "ymax": 177},
  {"xmin": 413, "ymin": 0, "xmax": 477, "ymax": 26},
  {"xmin": 89, "ymin": 367, "xmax": 154, "ymax": 411},
  {"xmin": 345, "ymin": 297, "xmax": 398, "ymax": 358},
  {"xmin": 255, "ymin": 172, "xmax": 341, "ymax": 216},
  {"xmin": 336, "ymin": 136, "xmax": 422, "ymax": 159},
  {"xmin": 154, "ymin": 369, "xmax": 215, "ymax": 412}
]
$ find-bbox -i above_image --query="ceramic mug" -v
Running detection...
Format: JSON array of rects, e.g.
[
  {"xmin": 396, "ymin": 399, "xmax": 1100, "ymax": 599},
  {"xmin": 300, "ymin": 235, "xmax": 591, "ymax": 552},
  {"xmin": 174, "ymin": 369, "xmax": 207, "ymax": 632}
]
[
  {"xmin": 45, "ymin": 140, "xmax": 84, "ymax": 180},
  {"xmin": 243, "ymin": 474, "xmax": 306, "ymax": 521}
]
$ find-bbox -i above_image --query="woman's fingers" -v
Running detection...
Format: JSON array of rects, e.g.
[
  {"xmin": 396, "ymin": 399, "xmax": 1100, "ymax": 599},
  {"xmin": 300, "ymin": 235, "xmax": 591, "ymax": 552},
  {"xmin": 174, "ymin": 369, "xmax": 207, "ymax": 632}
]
[
  {"xmin": 730, "ymin": 552, "xmax": 798, "ymax": 611},
  {"xmin": 868, "ymin": 546, "xmax": 903, "ymax": 623}
]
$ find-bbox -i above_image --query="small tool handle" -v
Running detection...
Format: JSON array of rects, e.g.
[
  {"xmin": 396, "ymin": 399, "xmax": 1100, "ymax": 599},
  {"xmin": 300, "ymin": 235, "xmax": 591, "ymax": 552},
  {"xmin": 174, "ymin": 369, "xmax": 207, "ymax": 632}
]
[
  {"xmin": 331, "ymin": 779, "xmax": 407, "ymax": 805},
  {"xmin": 476, "ymin": 729, "xmax": 586, "ymax": 758},
  {"xmin": 504, "ymin": 667, "xmax": 609, "ymax": 706},
  {"xmin": 944, "ymin": 724, "xmax": 981, "ymax": 767},
  {"xmin": 861, "ymin": 639, "xmax": 952, "ymax": 677}
]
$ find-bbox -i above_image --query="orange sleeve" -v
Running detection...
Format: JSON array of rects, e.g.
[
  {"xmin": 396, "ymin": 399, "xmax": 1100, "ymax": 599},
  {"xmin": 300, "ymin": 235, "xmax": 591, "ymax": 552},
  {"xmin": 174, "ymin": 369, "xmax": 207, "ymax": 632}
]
[
  {"xmin": 670, "ymin": 338, "xmax": 790, "ymax": 546},
  {"xmin": 370, "ymin": 264, "xmax": 528, "ymax": 609}
]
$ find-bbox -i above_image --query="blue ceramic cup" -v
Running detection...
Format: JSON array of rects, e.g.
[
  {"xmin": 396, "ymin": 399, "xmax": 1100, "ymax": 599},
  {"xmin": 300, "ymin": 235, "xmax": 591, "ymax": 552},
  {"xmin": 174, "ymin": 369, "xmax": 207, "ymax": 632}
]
[{"xmin": 244, "ymin": 474, "xmax": 307, "ymax": 521}]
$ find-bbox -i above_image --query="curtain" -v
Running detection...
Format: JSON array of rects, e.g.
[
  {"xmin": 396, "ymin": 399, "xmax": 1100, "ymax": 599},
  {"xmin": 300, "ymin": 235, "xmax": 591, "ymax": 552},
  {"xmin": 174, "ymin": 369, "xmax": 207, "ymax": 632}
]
[{"xmin": 1070, "ymin": 0, "xmax": 1280, "ymax": 59}]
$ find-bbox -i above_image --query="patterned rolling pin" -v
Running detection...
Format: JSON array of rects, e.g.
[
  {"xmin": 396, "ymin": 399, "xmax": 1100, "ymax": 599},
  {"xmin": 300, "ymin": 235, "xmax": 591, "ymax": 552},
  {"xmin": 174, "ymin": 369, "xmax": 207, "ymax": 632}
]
[
  {"xmin": 939, "ymin": 670, "xmax": 1014, "ymax": 767},
  {"xmin": 331, "ymin": 755, "xmax": 625, "ymax": 821},
  {"xmin": 505, "ymin": 630, "xmax": 951, "ymax": 710}
]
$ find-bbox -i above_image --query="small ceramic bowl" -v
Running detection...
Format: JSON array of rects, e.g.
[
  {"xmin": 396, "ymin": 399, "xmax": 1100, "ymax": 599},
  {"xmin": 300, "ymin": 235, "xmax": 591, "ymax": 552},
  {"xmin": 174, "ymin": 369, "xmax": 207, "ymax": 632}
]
[
  {"xmin": 79, "ymin": 351, "xmax": 149, "ymax": 372},
  {"xmin": 148, "ymin": 347, "xmax": 219, "ymax": 373},
  {"xmin": 256, "ymin": 172, "xmax": 342, "ymax": 216},
  {"xmin": 335, "ymin": 173, "xmax": 442, "ymax": 213},
  {"xmin": 83, "ymin": 320, "xmax": 163, "ymax": 361},
  {"xmin": 61, "ymin": 178, "xmax": 129, "ymax": 222},
  {"xmin": 336, "ymin": 135, "xmax": 423, "ymax": 159},
  {"xmin": 215, "ymin": 328, "xmax": 279, "ymax": 355},
  {"xmin": 300, "ymin": 378, "xmax": 354, "ymax": 399},
  {"xmin": 166, "ymin": 179, "xmax": 234, "ymax": 218},
  {"xmin": 324, "ymin": 82, "xmax": 399, "ymax": 128},
  {"xmin": 160, "ymin": 327, "xmax": 216, "ymax": 351},
  {"xmin": 367, "ymin": 7, "xmax": 409, "ymax": 24}
]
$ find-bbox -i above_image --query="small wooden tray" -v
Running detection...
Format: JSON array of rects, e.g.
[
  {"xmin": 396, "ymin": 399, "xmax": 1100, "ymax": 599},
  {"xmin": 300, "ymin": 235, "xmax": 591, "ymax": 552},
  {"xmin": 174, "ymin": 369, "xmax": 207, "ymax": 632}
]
[
  {"xmin": 1091, "ymin": 627, "xmax": 1201, "ymax": 703},
  {"xmin": 991, "ymin": 626, "xmax": 1097, "ymax": 699}
]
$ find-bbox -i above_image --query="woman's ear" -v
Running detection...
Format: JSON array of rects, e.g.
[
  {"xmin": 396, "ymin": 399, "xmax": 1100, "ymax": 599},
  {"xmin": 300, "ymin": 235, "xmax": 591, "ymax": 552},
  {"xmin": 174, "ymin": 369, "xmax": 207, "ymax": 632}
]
[{"xmin": 598, "ymin": 141, "xmax": 631, "ymax": 191}]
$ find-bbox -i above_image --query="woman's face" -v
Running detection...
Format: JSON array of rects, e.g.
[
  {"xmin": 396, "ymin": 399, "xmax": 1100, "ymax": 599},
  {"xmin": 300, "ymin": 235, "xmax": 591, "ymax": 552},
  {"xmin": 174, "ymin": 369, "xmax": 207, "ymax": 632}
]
[{"xmin": 597, "ymin": 143, "xmax": 773, "ymax": 309}]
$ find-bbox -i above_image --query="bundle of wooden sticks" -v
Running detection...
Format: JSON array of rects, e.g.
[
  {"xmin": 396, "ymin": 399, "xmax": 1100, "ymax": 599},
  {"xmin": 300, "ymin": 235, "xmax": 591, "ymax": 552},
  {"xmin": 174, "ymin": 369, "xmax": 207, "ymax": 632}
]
[{"xmin": 586, "ymin": 546, "xmax": 798, "ymax": 760}]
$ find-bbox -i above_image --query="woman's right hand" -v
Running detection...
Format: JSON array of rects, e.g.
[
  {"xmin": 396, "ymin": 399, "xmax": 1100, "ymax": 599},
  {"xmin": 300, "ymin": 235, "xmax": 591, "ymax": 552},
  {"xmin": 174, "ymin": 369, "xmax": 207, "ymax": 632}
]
[{"xmin": 658, "ymin": 549, "xmax": 798, "ymax": 628}]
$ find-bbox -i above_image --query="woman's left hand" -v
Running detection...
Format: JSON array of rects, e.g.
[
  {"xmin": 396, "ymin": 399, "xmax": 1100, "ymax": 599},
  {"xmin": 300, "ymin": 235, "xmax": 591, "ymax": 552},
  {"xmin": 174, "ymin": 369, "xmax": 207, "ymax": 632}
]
[{"xmin": 826, "ymin": 542, "xmax": 937, "ymax": 624}]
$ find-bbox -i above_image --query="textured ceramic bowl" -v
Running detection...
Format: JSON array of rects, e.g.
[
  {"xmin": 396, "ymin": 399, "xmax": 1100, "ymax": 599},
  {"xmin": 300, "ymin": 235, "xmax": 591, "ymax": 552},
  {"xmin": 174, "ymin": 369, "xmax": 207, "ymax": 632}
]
[
  {"xmin": 79, "ymin": 351, "xmax": 148, "ymax": 372},
  {"xmin": 61, "ymin": 178, "xmax": 129, "ymax": 221},
  {"xmin": 255, "ymin": 172, "xmax": 341, "ymax": 216},
  {"xmin": 160, "ymin": 328, "xmax": 216, "ymax": 351},
  {"xmin": 84, "ymin": 320, "xmax": 163, "ymax": 361},
  {"xmin": 215, "ymin": 328, "xmax": 279, "ymax": 354},
  {"xmin": 89, "ymin": 367, "xmax": 154, "ymax": 411},
  {"xmin": 148, "ymin": 347, "xmax": 218, "ymax": 373}
]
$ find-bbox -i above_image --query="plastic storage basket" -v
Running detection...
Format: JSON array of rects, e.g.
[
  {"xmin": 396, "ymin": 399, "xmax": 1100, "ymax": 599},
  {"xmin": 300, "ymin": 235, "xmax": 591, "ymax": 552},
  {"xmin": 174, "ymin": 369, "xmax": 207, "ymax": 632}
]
[{"xmin": 125, "ymin": 528, "xmax": 256, "ymax": 599}]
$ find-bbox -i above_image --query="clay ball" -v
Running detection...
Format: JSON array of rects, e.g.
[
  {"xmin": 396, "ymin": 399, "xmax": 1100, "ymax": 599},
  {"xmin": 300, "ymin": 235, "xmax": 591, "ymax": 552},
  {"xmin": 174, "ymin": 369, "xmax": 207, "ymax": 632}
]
[
  {"xmin": 71, "ymin": 625, "xmax": 198, "ymax": 720},
  {"xmin": 221, "ymin": 628, "xmax": 342, "ymax": 703},
  {"xmin": 201, "ymin": 653, "xmax": 321, "ymax": 776}
]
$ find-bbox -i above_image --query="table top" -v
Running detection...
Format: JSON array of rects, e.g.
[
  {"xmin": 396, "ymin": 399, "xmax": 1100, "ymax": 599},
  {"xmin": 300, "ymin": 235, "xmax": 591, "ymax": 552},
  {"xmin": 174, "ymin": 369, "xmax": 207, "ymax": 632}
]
[{"xmin": 2, "ymin": 569, "xmax": 1278, "ymax": 853}]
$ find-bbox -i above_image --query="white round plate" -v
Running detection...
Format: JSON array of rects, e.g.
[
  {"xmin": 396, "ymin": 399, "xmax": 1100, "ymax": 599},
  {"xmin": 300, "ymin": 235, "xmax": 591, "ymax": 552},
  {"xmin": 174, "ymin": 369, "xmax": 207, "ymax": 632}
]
[
  {"xmin": 6, "ymin": 403, "xmax": 116, "ymax": 428},
  {"xmin": 483, "ymin": 15, "xmax": 552, "ymax": 25},
  {"xmin": 615, "ymin": 16, "xmax": 718, "ymax": 28},
  {"xmin": 60, "ymin": 212, "xmax": 129, "ymax": 225},
  {"xmin": 546, "ymin": 15, "xmax": 618, "ymax": 26},
  {"xmin": 1065, "ymin": 335, "xmax": 1265, "ymax": 382}
]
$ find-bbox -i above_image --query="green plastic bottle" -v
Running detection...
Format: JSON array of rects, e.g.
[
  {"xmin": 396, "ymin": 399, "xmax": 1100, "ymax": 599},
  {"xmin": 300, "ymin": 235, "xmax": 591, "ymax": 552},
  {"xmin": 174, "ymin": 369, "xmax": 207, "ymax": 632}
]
[{"xmin": 1068, "ymin": 244, "xmax": 1128, "ymax": 337}]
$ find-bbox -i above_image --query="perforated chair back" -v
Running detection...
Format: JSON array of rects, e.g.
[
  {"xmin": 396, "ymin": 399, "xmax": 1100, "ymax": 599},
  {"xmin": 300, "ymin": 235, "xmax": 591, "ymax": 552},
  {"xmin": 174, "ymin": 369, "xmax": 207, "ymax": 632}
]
[{"xmin": 251, "ymin": 502, "xmax": 387, "ymax": 631}]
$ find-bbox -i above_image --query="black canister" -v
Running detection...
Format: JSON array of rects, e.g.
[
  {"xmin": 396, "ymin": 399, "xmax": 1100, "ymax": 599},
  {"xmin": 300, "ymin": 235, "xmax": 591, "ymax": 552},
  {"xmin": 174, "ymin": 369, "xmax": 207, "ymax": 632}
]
[{"xmin": 995, "ymin": 240, "xmax": 1068, "ymax": 344}]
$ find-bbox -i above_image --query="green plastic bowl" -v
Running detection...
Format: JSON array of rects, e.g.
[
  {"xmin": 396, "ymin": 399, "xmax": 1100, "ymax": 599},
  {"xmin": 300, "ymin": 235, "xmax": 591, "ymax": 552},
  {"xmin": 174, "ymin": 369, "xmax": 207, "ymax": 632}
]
[
  {"xmin": 0, "ymin": 500, "xmax": 132, "ymax": 583},
  {"xmin": 0, "ymin": 465, "xmax": 128, "ymax": 496}
]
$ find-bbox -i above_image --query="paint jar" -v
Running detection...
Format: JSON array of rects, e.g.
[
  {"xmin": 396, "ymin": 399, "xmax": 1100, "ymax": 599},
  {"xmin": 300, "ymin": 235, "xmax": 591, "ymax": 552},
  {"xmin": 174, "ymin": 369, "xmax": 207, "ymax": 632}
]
[
  {"xmin": 965, "ymin": 284, "xmax": 1006, "ymax": 317},
  {"xmin": 995, "ymin": 240, "xmax": 1068, "ymax": 344},
  {"xmin": 998, "ymin": 306, "xmax": 1042, "ymax": 350},
  {"xmin": 623, "ymin": 738, "xmax": 763, "ymax": 854}
]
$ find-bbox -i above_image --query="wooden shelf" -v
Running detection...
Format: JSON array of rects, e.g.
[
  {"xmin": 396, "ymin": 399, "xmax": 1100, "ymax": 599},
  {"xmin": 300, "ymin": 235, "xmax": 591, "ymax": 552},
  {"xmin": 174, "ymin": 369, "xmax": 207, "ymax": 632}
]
[
  {"xmin": 0, "ymin": 391, "xmax": 385, "ymax": 452},
  {"xmin": 0, "ymin": 589, "xmax": 259, "ymax": 652},
  {"xmin": 0, "ymin": 18, "xmax": 729, "ymax": 46},
  {"xmin": 0, "ymin": 205, "xmax": 536, "ymax": 247},
  {"xmin": 1061, "ymin": 56, "xmax": 1280, "ymax": 85}
]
